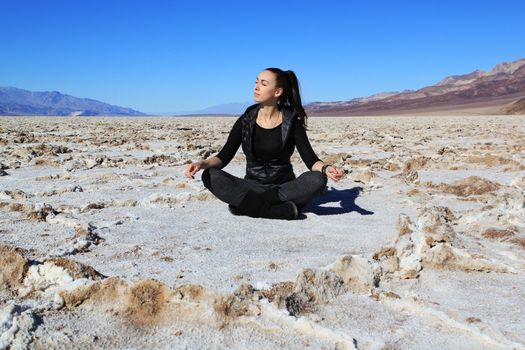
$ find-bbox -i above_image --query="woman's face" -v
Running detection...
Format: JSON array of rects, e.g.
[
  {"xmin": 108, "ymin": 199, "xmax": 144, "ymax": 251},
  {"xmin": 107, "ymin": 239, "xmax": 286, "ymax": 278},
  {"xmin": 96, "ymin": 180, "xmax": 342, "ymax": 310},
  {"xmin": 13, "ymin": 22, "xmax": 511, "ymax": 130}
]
[{"xmin": 254, "ymin": 70, "xmax": 283, "ymax": 104}]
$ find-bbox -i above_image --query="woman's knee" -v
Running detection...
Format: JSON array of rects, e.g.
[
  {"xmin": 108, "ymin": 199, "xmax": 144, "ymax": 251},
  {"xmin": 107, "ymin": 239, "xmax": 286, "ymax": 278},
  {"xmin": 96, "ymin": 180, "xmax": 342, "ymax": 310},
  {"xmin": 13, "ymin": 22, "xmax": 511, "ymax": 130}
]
[
  {"xmin": 304, "ymin": 171, "xmax": 327, "ymax": 190},
  {"xmin": 201, "ymin": 167, "xmax": 216, "ymax": 189},
  {"xmin": 201, "ymin": 167, "xmax": 232, "ymax": 191}
]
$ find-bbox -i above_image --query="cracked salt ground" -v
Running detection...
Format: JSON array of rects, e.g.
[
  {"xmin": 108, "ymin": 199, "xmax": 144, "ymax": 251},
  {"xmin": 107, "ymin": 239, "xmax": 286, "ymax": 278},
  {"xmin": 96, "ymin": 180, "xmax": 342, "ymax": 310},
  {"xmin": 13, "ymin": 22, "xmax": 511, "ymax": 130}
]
[
  {"xmin": 1, "ymin": 115, "xmax": 525, "ymax": 349},
  {"xmin": 65, "ymin": 182, "xmax": 392, "ymax": 292}
]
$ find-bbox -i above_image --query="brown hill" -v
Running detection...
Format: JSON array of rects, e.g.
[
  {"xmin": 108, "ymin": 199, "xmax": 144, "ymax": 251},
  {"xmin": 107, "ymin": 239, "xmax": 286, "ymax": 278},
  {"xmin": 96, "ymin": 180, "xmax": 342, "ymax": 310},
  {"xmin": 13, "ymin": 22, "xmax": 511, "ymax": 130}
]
[
  {"xmin": 306, "ymin": 58, "xmax": 525, "ymax": 116},
  {"xmin": 502, "ymin": 97, "xmax": 525, "ymax": 114}
]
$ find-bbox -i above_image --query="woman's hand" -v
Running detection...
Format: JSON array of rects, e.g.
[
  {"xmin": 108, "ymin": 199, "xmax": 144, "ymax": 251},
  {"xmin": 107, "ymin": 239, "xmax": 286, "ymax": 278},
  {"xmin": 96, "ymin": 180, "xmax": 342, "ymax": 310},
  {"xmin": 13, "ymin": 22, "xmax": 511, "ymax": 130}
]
[
  {"xmin": 184, "ymin": 156, "xmax": 223, "ymax": 179},
  {"xmin": 326, "ymin": 165, "xmax": 344, "ymax": 182},
  {"xmin": 185, "ymin": 161, "xmax": 203, "ymax": 179}
]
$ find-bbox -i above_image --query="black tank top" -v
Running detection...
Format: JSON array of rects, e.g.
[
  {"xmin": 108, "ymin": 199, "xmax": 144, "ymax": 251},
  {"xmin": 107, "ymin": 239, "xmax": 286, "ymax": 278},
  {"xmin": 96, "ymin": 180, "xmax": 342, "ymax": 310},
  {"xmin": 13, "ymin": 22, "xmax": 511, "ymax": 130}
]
[{"xmin": 253, "ymin": 123, "xmax": 282, "ymax": 161}]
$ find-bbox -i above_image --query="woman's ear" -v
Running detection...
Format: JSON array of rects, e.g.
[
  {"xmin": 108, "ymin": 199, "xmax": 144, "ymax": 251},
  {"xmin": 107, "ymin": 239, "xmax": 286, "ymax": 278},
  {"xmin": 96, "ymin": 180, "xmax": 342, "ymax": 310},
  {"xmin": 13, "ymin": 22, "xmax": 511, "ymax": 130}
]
[{"xmin": 274, "ymin": 87, "xmax": 283, "ymax": 98}]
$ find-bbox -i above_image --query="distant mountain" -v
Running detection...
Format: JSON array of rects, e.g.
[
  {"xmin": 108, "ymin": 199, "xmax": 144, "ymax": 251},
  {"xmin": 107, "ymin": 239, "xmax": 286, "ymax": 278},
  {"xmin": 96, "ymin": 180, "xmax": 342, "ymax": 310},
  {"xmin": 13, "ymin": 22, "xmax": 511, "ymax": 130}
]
[
  {"xmin": 162, "ymin": 102, "xmax": 252, "ymax": 116},
  {"xmin": 0, "ymin": 87, "xmax": 145, "ymax": 116},
  {"xmin": 305, "ymin": 58, "xmax": 525, "ymax": 116}
]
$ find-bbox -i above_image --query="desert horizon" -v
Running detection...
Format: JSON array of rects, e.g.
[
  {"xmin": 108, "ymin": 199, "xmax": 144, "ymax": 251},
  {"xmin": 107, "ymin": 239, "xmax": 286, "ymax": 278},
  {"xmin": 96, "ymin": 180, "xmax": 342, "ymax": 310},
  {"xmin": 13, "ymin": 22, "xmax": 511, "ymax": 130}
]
[{"xmin": 3, "ymin": 57, "xmax": 525, "ymax": 118}]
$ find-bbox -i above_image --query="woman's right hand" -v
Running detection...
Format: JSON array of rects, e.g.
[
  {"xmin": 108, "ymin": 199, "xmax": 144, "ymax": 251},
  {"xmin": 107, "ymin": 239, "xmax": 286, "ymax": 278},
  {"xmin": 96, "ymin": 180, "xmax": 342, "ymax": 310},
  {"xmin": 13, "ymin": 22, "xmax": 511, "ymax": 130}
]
[{"xmin": 185, "ymin": 161, "xmax": 203, "ymax": 179}]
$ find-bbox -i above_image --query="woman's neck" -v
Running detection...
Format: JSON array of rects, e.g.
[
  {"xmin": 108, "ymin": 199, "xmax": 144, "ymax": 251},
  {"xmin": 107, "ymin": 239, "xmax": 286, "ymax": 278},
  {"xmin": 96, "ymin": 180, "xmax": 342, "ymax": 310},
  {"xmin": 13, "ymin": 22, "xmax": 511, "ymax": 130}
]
[{"xmin": 258, "ymin": 104, "xmax": 280, "ymax": 122}]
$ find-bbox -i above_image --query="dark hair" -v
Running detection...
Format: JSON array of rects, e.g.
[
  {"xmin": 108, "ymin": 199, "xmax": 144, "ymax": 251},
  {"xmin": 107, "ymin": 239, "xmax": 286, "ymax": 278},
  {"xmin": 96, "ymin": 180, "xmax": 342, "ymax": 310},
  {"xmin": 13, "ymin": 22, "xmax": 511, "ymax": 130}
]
[{"xmin": 264, "ymin": 67, "xmax": 308, "ymax": 129}]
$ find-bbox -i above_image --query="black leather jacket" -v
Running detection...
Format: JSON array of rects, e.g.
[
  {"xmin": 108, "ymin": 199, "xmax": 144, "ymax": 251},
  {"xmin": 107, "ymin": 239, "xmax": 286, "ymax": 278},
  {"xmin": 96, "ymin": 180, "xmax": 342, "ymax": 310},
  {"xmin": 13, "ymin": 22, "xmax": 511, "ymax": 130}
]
[{"xmin": 242, "ymin": 103, "xmax": 298, "ymax": 184}]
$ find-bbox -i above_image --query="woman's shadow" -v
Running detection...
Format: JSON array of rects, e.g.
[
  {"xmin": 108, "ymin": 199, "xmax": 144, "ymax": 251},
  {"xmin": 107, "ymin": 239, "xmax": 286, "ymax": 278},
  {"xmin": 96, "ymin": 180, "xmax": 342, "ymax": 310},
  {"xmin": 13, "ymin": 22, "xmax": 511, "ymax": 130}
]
[{"xmin": 302, "ymin": 186, "xmax": 374, "ymax": 216}]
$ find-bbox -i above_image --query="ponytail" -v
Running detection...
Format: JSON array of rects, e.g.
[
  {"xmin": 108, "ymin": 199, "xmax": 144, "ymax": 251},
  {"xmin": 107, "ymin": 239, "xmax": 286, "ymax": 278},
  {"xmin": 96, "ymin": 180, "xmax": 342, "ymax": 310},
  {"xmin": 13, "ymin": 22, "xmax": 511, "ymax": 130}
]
[{"xmin": 264, "ymin": 67, "xmax": 308, "ymax": 130}]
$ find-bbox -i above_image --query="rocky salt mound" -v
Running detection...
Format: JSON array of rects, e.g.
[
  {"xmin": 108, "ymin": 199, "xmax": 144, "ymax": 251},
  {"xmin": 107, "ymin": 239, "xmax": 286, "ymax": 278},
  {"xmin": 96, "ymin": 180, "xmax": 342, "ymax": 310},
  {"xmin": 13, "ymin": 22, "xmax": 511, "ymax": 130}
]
[{"xmin": 0, "ymin": 116, "xmax": 525, "ymax": 349}]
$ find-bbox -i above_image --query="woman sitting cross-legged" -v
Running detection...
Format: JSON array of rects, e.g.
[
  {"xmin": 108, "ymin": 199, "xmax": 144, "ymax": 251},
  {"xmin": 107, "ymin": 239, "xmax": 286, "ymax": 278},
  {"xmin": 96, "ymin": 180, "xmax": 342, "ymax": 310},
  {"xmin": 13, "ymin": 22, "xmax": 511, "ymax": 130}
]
[{"xmin": 185, "ymin": 67, "xmax": 344, "ymax": 220}]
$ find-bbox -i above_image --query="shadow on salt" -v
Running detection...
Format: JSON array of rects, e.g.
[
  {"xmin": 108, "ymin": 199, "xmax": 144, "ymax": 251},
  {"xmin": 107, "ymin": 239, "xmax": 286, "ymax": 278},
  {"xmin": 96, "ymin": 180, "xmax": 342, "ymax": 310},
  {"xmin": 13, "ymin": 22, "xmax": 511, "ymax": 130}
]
[{"xmin": 303, "ymin": 186, "xmax": 374, "ymax": 216}]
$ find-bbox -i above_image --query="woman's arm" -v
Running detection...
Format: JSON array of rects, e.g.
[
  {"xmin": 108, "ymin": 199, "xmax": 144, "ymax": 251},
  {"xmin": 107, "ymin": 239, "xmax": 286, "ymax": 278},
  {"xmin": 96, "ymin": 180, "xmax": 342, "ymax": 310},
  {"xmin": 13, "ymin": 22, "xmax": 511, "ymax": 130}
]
[
  {"xmin": 214, "ymin": 117, "xmax": 242, "ymax": 167},
  {"xmin": 294, "ymin": 120, "xmax": 321, "ymax": 170},
  {"xmin": 311, "ymin": 160, "xmax": 324, "ymax": 172},
  {"xmin": 185, "ymin": 117, "xmax": 242, "ymax": 179},
  {"xmin": 200, "ymin": 156, "xmax": 223, "ymax": 169},
  {"xmin": 185, "ymin": 156, "xmax": 223, "ymax": 179},
  {"xmin": 294, "ymin": 121, "xmax": 344, "ymax": 182}
]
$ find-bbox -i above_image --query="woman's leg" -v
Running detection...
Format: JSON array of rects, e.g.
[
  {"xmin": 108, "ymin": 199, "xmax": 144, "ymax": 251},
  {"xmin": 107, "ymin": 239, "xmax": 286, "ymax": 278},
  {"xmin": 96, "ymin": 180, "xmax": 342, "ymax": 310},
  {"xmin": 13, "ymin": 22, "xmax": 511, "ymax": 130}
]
[
  {"xmin": 277, "ymin": 171, "xmax": 327, "ymax": 210},
  {"xmin": 201, "ymin": 168, "xmax": 298, "ymax": 220},
  {"xmin": 201, "ymin": 168, "xmax": 269, "ymax": 207}
]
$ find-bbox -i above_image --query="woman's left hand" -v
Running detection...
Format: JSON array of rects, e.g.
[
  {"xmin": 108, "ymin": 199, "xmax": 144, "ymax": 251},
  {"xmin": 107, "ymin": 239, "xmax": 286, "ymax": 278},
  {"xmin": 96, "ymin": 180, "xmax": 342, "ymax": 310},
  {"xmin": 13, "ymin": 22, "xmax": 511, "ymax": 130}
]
[{"xmin": 326, "ymin": 165, "xmax": 344, "ymax": 182}]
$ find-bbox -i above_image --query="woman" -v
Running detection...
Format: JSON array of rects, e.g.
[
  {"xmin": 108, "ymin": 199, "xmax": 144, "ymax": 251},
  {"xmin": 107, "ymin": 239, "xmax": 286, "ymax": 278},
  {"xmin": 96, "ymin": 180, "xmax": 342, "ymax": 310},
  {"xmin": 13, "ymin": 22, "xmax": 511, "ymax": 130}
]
[{"xmin": 185, "ymin": 68, "xmax": 344, "ymax": 220}]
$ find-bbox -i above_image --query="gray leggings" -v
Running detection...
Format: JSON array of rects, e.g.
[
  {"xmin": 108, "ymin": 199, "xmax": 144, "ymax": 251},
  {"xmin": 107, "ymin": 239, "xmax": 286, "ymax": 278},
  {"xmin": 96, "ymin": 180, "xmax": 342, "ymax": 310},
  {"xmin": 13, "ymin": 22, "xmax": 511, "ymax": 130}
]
[{"xmin": 201, "ymin": 168, "xmax": 327, "ymax": 210}]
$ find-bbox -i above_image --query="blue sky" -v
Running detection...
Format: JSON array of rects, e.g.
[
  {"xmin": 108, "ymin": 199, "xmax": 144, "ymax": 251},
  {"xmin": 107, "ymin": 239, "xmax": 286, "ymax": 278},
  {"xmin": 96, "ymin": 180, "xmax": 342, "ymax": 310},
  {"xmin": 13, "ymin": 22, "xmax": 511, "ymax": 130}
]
[{"xmin": 1, "ymin": 0, "xmax": 524, "ymax": 113}]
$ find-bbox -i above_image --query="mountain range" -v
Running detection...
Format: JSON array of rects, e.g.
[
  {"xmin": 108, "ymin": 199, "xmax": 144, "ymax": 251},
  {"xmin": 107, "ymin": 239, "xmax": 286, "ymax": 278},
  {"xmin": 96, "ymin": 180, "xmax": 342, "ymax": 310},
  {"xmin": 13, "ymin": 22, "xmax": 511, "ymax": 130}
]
[
  {"xmin": 2, "ymin": 58, "xmax": 524, "ymax": 116},
  {"xmin": 0, "ymin": 87, "xmax": 145, "ymax": 116},
  {"xmin": 305, "ymin": 58, "xmax": 525, "ymax": 116}
]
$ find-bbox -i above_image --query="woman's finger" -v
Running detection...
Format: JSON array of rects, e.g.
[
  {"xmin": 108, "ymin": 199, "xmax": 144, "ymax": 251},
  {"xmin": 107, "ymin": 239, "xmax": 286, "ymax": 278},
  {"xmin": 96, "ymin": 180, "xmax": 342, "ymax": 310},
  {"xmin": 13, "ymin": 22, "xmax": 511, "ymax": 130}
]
[
  {"xmin": 328, "ymin": 172, "xmax": 339, "ymax": 182},
  {"xmin": 328, "ymin": 167, "xmax": 338, "ymax": 176}
]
